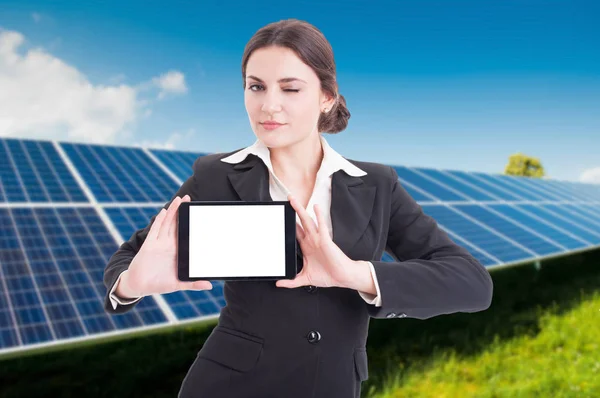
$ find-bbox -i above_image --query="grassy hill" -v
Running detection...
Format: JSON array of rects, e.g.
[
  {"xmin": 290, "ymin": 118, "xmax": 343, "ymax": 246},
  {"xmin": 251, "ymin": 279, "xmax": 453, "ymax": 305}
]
[
  {"xmin": 363, "ymin": 250, "xmax": 600, "ymax": 398},
  {"xmin": 371, "ymin": 290, "xmax": 599, "ymax": 397}
]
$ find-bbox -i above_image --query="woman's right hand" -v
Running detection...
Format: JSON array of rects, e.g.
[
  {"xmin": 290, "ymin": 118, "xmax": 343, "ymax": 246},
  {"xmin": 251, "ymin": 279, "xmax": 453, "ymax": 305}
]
[{"xmin": 116, "ymin": 194, "xmax": 213, "ymax": 298}]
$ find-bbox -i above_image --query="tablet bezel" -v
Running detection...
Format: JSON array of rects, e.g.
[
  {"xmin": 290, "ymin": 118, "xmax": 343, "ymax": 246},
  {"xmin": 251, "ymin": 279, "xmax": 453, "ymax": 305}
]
[{"xmin": 177, "ymin": 201, "xmax": 297, "ymax": 281}]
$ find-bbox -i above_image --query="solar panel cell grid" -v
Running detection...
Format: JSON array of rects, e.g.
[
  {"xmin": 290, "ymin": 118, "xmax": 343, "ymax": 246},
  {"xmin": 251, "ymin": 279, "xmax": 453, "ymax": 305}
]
[
  {"xmin": 443, "ymin": 170, "xmax": 522, "ymax": 201},
  {"xmin": 61, "ymin": 143, "xmax": 180, "ymax": 203},
  {"xmin": 150, "ymin": 149, "xmax": 205, "ymax": 181},
  {"xmin": 516, "ymin": 205, "xmax": 599, "ymax": 244},
  {"xmin": 0, "ymin": 139, "xmax": 87, "ymax": 203},
  {"xmin": 415, "ymin": 168, "xmax": 497, "ymax": 201},
  {"xmin": 0, "ymin": 207, "xmax": 169, "ymax": 351},
  {"xmin": 393, "ymin": 166, "xmax": 468, "ymax": 201},
  {"xmin": 488, "ymin": 204, "xmax": 587, "ymax": 250},
  {"xmin": 454, "ymin": 204, "xmax": 564, "ymax": 256},
  {"xmin": 421, "ymin": 204, "xmax": 533, "ymax": 263}
]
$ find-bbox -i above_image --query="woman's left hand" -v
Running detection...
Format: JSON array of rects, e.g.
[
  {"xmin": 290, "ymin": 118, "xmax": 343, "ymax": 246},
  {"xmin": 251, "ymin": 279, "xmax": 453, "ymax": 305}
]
[{"xmin": 276, "ymin": 194, "xmax": 355, "ymax": 289}]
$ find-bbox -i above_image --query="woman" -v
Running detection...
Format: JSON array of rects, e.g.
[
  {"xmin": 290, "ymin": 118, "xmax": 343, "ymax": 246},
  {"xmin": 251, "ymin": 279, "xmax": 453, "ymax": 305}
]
[{"xmin": 103, "ymin": 18, "xmax": 494, "ymax": 398}]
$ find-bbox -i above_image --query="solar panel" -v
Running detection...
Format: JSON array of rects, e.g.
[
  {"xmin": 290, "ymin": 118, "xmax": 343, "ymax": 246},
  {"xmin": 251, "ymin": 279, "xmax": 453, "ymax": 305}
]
[
  {"xmin": 392, "ymin": 166, "xmax": 469, "ymax": 201},
  {"xmin": 453, "ymin": 204, "xmax": 564, "ymax": 255},
  {"xmin": 563, "ymin": 180, "xmax": 600, "ymax": 201},
  {"xmin": 1, "ymin": 136, "xmax": 599, "ymax": 356},
  {"xmin": 515, "ymin": 177, "xmax": 568, "ymax": 201},
  {"xmin": 582, "ymin": 204, "xmax": 600, "ymax": 218},
  {"xmin": 546, "ymin": 179, "xmax": 596, "ymax": 202},
  {"xmin": 149, "ymin": 149, "xmax": 208, "ymax": 181},
  {"xmin": 0, "ymin": 207, "xmax": 168, "ymax": 351},
  {"xmin": 475, "ymin": 173, "xmax": 546, "ymax": 201},
  {"xmin": 60, "ymin": 143, "xmax": 180, "ymax": 203},
  {"xmin": 544, "ymin": 204, "xmax": 600, "ymax": 230},
  {"xmin": 437, "ymin": 228, "xmax": 501, "ymax": 267},
  {"xmin": 0, "ymin": 138, "xmax": 87, "ymax": 203},
  {"xmin": 440, "ymin": 170, "xmax": 522, "ymax": 201},
  {"xmin": 563, "ymin": 204, "xmax": 600, "ymax": 222},
  {"xmin": 516, "ymin": 204, "xmax": 600, "ymax": 244},
  {"xmin": 421, "ymin": 204, "xmax": 533, "ymax": 263},
  {"xmin": 413, "ymin": 168, "xmax": 497, "ymax": 201},
  {"xmin": 488, "ymin": 204, "xmax": 587, "ymax": 250},
  {"xmin": 391, "ymin": 180, "xmax": 437, "ymax": 202}
]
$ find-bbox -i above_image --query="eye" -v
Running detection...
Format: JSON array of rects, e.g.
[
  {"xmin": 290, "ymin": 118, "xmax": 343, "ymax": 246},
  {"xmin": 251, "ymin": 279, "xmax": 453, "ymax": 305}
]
[{"xmin": 247, "ymin": 84, "xmax": 299, "ymax": 93}]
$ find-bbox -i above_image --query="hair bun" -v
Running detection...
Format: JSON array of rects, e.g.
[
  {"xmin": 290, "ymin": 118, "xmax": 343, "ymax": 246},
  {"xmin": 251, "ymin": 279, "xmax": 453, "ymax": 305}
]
[
  {"xmin": 321, "ymin": 93, "xmax": 350, "ymax": 134},
  {"xmin": 336, "ymin": 94, "xmax": 350, "ymax": 120}
]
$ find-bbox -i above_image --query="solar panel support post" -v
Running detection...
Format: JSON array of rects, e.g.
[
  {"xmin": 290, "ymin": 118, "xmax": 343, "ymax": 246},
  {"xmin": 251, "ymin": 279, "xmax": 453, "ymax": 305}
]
[{"xmin": 533, "ymin": 259, "xmax": 542, "ymax": 271}]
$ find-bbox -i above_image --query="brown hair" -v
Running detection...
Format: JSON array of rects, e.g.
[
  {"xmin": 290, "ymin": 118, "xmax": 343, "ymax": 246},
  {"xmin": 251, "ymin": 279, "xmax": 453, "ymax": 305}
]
[{"xmin": 241, "ymin": 19, "xmax": 350, "ymax": 134}]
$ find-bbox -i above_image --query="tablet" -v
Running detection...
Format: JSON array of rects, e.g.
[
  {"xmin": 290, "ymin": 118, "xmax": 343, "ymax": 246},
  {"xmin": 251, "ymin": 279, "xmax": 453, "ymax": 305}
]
[{"xmin": 177, "ymin": 201, "xmax": 297, "ymax": 281}]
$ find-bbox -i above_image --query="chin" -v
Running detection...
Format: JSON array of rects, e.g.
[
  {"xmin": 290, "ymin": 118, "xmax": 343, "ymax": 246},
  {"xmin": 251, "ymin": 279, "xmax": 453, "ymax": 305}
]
[{"xmin": 256, "ymin": 130, "xmax": 293, "ymax": 147}]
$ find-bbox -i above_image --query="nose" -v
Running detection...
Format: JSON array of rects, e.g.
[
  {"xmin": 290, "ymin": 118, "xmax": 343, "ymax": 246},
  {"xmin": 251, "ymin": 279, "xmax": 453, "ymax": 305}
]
[{"xmin": 261, "ymin": 91, "xmax": 282, "ymax": 113}]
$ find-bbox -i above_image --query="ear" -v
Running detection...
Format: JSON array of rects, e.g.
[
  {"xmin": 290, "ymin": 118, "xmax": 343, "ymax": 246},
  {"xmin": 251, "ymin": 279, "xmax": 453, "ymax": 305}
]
[{"xmin": 320, "ymin": 91, "xmax": 336, "ymax": 112}]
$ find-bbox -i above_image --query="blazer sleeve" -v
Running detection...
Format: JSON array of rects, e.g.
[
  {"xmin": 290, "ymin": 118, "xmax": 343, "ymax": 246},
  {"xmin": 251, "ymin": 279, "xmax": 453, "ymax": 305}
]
[
  {"xmin": 102, "ymin": 158, "xmax": 202, "ymax": 315},
  {"xmin": 365, "ymin": 166, "xmax": 494, "ymax": 320}
]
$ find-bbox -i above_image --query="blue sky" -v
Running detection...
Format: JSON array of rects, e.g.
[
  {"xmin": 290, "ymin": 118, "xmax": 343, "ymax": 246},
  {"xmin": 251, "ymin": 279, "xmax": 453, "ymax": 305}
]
[{"xmin": 0, "ymin": 0, "xmax": 598, "ymax": 182}]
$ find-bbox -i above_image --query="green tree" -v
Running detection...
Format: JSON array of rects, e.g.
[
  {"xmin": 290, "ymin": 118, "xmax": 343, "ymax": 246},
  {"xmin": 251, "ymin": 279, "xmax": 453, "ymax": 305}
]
[{"xmin": 504, "ymin": 152, "xmax": 545, "ymax": 178}]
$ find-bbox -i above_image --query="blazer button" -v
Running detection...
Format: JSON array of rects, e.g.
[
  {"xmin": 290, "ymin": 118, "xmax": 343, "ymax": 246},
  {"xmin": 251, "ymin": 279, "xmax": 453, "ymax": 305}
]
[
  {"xmin": 304, "ymin": 285, "xmax": 317, "ymax": 293},
  {"xmin": 306, "ymin": 330, "xmax": 321, "ymax": 344},
  {"xmin": 386, "ymin": 312, "xmax": 397, "ymax": 318}
]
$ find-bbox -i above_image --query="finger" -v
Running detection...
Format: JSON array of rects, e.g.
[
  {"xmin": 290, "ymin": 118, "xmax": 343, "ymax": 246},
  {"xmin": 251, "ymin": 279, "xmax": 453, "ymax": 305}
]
[
  {"xmin": 289, "ymin": 195, "xmax": 318, "ymax": 243},
  {"xmin": 293, "ymin": 198, "xmax": 319, "ymax": 247},
  {"xmin": 314, "ymin": 204, "xmax": 329, "ymax": 241},
  {"xmin": 147, "ymin": 208, "xmax": 167, "ymax": 241},
  {"xmin": 168, "ymin": 195, "xmax": 190, "ymax": 237},
  {"xmin": 295, "ymin": 223, "xmax": 310, "ymax": 255},
  {"xmin": 159, "ymin": 196, "xmax": 182, "ymax": 240},
  {"xmin": 296, "ymin": 222, "xmax": 306, "ymax": 240}
]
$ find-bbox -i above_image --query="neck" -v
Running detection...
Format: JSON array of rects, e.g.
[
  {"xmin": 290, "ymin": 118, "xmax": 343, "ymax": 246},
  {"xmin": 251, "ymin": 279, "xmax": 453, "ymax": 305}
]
[{"xmin": 269, "ymin": 133, "xmax": 323, "ymax": 182}]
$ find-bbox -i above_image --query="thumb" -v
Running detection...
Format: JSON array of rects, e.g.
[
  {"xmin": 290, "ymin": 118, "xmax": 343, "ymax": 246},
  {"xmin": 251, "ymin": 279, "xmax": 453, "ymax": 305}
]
[
  {"xmin": 276, "ymin": 273, "xmax": 306, "ymax": 289},
  {"xmin": 178, "ymin": 280, "xmax": 213, "ymax": 291},
  {"xmin": 275, "ymin": 279, "xmax": 295, "ymax": 288}
]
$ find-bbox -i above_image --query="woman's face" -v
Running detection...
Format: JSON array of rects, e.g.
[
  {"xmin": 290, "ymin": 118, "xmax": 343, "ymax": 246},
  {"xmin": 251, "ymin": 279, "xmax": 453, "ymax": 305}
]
[{"xmin": 244, "ymin": 46, "xmax": 331, "ymax": 148}]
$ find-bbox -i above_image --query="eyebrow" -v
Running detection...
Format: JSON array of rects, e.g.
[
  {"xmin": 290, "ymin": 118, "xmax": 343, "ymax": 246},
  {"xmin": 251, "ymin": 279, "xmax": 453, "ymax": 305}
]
[{"xmin": 247, "ymin": 75, "xmax": 307, "ymax": 84}]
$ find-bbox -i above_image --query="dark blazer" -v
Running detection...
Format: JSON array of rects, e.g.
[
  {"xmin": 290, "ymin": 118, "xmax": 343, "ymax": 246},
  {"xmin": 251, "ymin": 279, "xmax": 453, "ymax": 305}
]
[{"xmin": 103, "ymin": 148, "xmax": 494, "ymax": 398}]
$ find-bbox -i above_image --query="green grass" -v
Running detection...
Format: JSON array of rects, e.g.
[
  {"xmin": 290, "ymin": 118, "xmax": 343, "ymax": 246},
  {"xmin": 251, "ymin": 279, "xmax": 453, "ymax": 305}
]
[
  {"xmin": 1, "ymin": 249, "xmax": 599, "ymax": 397},
  {"xmin": 372, "ymin": 292, "xmax": 600, "ymax": 397},
  {"xmin": 361, "ymin": 250, "xmax": 600, "ymax": 398}
]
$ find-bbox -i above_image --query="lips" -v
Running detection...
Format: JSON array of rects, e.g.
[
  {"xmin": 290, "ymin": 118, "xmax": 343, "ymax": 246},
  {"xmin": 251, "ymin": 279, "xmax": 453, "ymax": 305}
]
[{"xmin": 261, "ymin": 122, "xmax": 285, "ymax": 130}]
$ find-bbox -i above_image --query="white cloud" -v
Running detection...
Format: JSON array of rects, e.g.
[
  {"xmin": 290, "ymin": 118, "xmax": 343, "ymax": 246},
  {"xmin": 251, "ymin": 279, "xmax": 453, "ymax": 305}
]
[
  {"xmin": 579, "ymin": 167, "xmax": 600, "ymax": 184},
  {"xmin": 151, "ymin": 70, "xmax": 188, "ymax": 99},
  {"xmin": 0, "ymin": 28, "xmax": 189, "ymax": 144},
  {"xmin": 134, "ymin": 128, "xmax": 196, "ymax": 150}
]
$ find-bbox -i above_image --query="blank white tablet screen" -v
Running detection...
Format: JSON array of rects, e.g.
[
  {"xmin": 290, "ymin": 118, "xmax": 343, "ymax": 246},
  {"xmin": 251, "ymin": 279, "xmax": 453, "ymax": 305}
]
[{"xmin": 188, "ymin": 204, "xmax": 286, "ymax": 278}]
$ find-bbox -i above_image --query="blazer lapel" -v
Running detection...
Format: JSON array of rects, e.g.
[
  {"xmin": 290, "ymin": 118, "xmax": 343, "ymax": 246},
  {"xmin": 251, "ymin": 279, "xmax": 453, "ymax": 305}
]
[
  {"xmin": 227, "ymin": 154, "xmax": 377, "ymax": 264},
  {"xmin": 227, "ymin": 155, "xmax": 272, "ymax": 202},
  {"xmin": 330, "ymin": 170, "xmax": 377, "ymax": 256}
]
